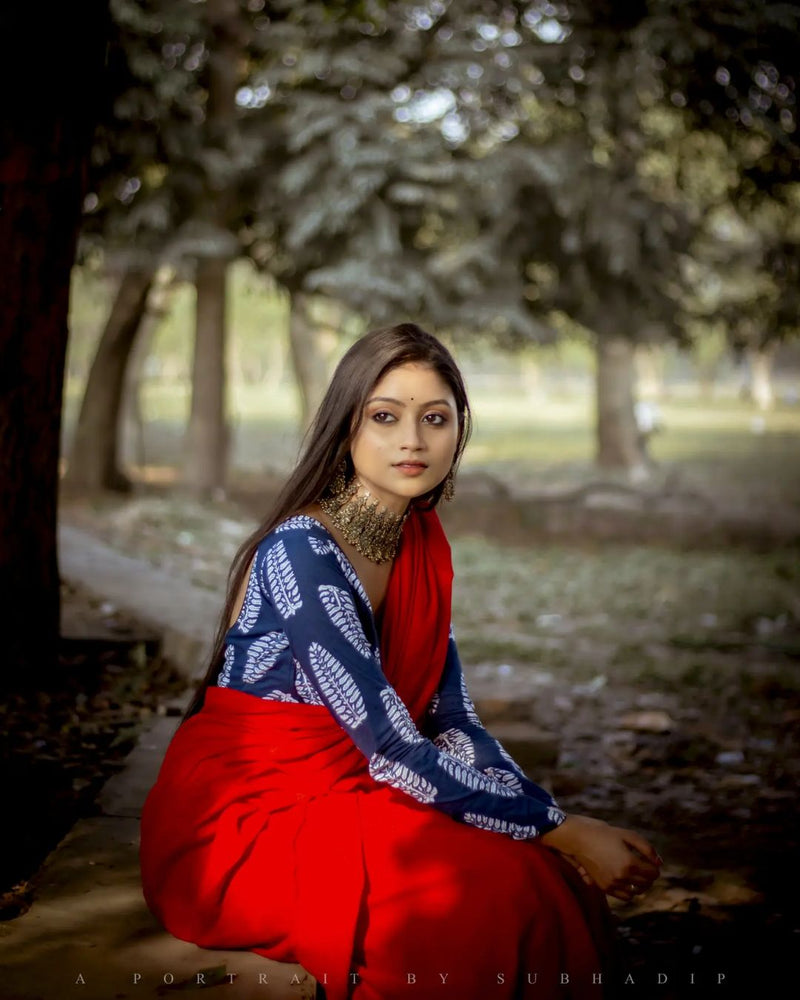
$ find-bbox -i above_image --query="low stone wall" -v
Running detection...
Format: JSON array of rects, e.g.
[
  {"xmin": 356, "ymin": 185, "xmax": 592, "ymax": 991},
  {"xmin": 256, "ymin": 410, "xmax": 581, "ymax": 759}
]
[{"xmin": 440, "ymin": 473, "xmax": 800, "ymax": 548}]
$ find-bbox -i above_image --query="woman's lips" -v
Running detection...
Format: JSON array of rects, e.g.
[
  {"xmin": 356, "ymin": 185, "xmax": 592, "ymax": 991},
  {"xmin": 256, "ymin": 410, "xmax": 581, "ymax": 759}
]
[{"xmin": 393, "ymin": 462, "xmax": 428, "ymax": 476}]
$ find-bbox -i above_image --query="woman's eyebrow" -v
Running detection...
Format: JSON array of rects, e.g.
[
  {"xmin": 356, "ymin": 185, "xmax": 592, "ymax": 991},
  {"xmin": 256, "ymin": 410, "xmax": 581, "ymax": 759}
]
[{"xmin": 366, "ymin": 396, "xmax": 453, "ymax": 407}]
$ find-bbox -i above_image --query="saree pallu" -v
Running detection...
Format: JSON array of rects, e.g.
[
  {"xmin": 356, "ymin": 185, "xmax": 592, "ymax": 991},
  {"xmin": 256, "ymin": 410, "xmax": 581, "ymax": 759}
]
[{"xmin": 140, "ymin": 509, "xmax": 620, "ymax": 999}]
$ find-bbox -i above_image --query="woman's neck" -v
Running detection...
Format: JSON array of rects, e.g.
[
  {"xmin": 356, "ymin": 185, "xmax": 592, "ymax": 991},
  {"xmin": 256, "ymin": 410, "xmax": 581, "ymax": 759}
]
[
  {"xmin": 305, "ymin": 502, "xmax": 395, "ymax": 618},
  {"xmin": 317, "ymin": 483, "xmax": 409, "ymax": 565}
]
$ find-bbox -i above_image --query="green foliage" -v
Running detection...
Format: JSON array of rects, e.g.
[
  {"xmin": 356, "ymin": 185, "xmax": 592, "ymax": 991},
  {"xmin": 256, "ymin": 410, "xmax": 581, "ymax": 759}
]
[{"xmin": 80, "ymin": 0, "xmax": 799, "ymax": 352}]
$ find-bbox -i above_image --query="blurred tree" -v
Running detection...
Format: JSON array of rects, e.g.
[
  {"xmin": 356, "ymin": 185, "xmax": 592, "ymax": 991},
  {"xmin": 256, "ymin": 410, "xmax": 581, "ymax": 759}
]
[
  {"xmin": 121, "ymin": 267, "xmax": 176, "ymax": 466},
  {"xmin": 0, "ymin": 2, "xmax": 110, "ymax": 682},
  {"xmin": 71, "ymin": 0, "xmax": 799, "ymax": 481},
  {"xmin": 67, "ymin": 265, "xmax": 155, "ymax": 490},
  {"xmin": 69, "ymin": 0, "xmax": 208, "ymax": 490},
  {"xmin": 414, "ymin": 0, "xmax": 799, "ymax": 470},
  {"xmin": 181, "ymin": 0, "xmax": 246, "ymax": 497},
  {"xmin": 386, "ymin": 1, "xmax": 690, "ymax": 475},
  {"xmin": 650, "ymin": 0, "xmax": 800, "ymax": 405},
  {"xmin": 650, "ymin": 0, "xmax": 799, "ymax": 187},
  {"xmin": 73, "ymin": 0, "xmax": 258, "ymax": 495},
  {"xmin": 238, "ymin": 0, "xmax": 505, "ymax": 421},
  {"xmin": 287, "ymin": 295, "xmax": 344, "ymax": 429}
]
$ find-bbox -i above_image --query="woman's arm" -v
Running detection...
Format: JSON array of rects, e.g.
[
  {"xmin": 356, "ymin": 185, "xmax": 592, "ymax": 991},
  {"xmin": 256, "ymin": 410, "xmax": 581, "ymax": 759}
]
[
  {"xmin": 427, "ymin": 630, "xmax": 663, "ymax": 900},
  {"xmin": 424, "ymin": 633, "xmax": 560, "ymax": 806},
  {"xmin": 250, "ymin": 525, "xmax": 566, "ymax": 840}
]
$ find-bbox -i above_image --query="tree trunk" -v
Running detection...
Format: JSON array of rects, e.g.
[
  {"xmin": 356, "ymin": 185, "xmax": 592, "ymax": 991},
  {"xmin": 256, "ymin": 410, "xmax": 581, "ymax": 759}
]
[
  {"xmin": 595, "ymin": 335, "xmax": 647, "ymax": 477},
  {"xmin": 121, "ymin": 267, "xmax": 173, "ymax": 468},
  {"xmin": 183, "ymin": 259, "xmax": 230, "ymax": 496},
  {"xmin": 181, "ymin": 0, "xmax": 241, "ymax": 497},
  {"xmin": 288, "ymin": 293, "xmax": 338, "ymax": 429},
  {"xmin": 0, "ymin": 2, "xmax": 109, "ymax": 684},
  {"xmin": 66, "ymin": 266, "xmax": 154, "ymax": 491},
  {"xmin": 747, "ymin": 343, "xmax": 775, "ymax": 412},
  {"xmin": 635, "ymin": 343, "xmax": 665, "ymax": 400}
]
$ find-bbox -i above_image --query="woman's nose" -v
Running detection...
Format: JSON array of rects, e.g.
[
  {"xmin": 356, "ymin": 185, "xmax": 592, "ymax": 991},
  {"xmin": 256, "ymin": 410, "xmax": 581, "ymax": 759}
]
[{"xmin": 399, "ymin": 417, "xmax": 424, "ymax": 450}]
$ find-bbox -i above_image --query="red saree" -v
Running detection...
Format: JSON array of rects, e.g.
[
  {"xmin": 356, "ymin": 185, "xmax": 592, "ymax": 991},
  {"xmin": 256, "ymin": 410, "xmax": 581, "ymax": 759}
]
[{"xmin": 140, "ymin": 509, "xmax": 619, "ymax": 999}]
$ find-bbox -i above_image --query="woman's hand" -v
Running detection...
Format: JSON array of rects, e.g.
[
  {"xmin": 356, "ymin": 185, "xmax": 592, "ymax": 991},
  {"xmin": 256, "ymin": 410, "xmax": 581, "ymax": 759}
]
[{"xmin": 539, "ymin": 814, "xmax": 663, "ymax": 902}]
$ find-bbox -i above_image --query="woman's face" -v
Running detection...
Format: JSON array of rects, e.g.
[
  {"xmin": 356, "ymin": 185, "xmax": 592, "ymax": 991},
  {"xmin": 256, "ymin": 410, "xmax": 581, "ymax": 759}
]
[{"xmin": 349, "ymin": 362, "xmax": 460, "ymax": 514}]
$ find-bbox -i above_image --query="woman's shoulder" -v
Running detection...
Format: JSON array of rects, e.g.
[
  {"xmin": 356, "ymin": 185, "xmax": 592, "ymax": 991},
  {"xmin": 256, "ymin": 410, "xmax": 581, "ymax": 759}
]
[
  {"xmin": 254, "ymin": 512, "xmax": 370, "ymax": 604},
  {"xmin": 254, "ymin": 513, "xmax": 332, "ymax": 561},
  {"xmin": 272, "ymin": 512, "xmax": 331, "ymax": 539}
]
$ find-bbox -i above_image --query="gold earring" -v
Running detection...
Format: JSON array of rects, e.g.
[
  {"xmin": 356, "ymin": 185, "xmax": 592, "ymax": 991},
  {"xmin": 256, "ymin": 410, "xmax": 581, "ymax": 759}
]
[
  {"xmin": 442, "ymin": 471, "xmax": 455, "ymax": 502},
  {"xmin": 328, "ymin": 459, "xmax": 350, "ymax": 500}
]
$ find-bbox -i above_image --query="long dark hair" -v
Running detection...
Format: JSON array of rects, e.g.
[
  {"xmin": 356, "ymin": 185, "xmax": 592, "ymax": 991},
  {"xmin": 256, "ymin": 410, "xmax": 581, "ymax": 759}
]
[{"xmin": 184, "ymin": 322, "xmax": 472, "ymax": 719}]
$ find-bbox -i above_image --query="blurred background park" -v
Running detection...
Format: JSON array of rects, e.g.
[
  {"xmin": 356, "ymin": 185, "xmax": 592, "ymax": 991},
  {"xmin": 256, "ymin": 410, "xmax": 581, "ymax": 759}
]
[
  {"xmin": 1, "ymin": 0, "xmax": 799, "ymax": 989},
  {"xmin": 55, "ymin": 1, "xmax": 800, "ymax": 524},
  {"xmin": 56, "ymin": 0, "xmax": 800, "ymax": 705}
]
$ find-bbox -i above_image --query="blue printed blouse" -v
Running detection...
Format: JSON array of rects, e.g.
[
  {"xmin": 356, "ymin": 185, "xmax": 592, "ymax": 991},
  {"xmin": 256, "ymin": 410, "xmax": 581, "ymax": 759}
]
[{"xmin": 216, "ymin": 514, "xmax": 566, "ymax": 840}]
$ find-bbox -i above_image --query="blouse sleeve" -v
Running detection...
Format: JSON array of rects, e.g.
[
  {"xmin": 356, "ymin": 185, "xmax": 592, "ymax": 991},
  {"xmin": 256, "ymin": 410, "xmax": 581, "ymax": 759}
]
[
  {"xmin": 425, "ymin": 632, "xmax": 565, "ymax": 809},
  {"xmin": 253, "ymin": 526, "xmax": 565, "ymax": 840}
]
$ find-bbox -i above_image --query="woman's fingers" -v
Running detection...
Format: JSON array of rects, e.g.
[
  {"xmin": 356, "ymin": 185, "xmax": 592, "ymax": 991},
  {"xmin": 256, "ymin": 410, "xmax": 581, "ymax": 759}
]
[
  {"xmin": 558, "ymin": 853, "xmax": 597, "ymax": 887},
  {"xmin": 608, "ymin": 885, "xmax": 637, "ymax": 902},
  {"xmin": 623, "ymin": 831, "xmax": 663, "ymax": 867},
  {"xmin": 619, "ymin": 833, "xmax": 663, "ymax": 889},
  {"xmin": 608, "ymin": 878, "xmax": 649, "ymax": 902},
  {"xmin": 627, "ymin": 863, "xmax": 658, "ymax": 885},
  {"xmin": 617, "ymin": 868, "xmax": 660, "ymax": 898},
  {"xmin": 551, "ymin": 817, "xmax": 663, "ymax": 898}
]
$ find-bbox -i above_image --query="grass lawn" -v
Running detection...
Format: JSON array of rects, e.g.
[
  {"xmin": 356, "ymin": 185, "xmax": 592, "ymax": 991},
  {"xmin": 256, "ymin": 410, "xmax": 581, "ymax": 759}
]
[
  {"xmin": 62, "ymin": 376, "xmax": 800, "ymax": 507},
  {"xmin": 450, "ymin": 535, "xmax": 800, "ymax": 688},
  {"xmin": 61, "ymin": 372, "xmax": 800, "ymax": 691}
]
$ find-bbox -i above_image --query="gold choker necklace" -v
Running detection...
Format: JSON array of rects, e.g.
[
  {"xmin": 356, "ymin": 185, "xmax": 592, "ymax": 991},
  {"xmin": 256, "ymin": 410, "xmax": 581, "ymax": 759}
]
[{"xmin": 319, "ymin": 479, "xmax": 408, "ymax": 564}]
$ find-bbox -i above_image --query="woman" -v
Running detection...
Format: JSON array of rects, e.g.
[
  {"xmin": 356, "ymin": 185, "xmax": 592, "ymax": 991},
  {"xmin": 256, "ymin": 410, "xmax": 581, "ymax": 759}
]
[{"xmin": 140, "ymin": 323, "xmax": 662, "ymax": 1000}]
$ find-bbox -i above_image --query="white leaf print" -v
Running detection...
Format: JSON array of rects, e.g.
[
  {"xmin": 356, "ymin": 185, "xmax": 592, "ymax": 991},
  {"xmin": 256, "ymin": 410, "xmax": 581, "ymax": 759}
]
[
  {"xmin": 262, "ymin": 689, "xmax": 299, "ymax": 702},
  {"xmin": 263, "ymin": 540, "xmax": 303, "ymax": 619},
  {"xmin": 235, "ymin": 568, "xmax": 262, "ymax": 633},
  {"xmin": 459, "ymin": 674, "xmax": 482, "ymax": 726},
  {"xmin": 547, "ymin": 806, "xmax": 566, "ymax": 825},
  {"xmin": 243, "ymin": 632, "xmax": 290, "ymax": 684},
  {"xmin": 294, "ymin": 661, "xmax": 325, "ymax": 706},
  {"xmin": 332, "ymin": 550, "xmax": 370, "ymax": 605},
  {"xmin": 379, "ymin": 688, "xmax": 424, "ymax": 744},
  {"xmin": 493, "ymin": 740, "xmax": 525, "ymax": 777},
  {"xmin": 462, "ymin": 813, "xmax": 537, "ymax": 840},
  {"xmin": 369, "ymin": 753, "xmax": 438, "ymax": 804},
  {"xmin": 309, "ymin": 535, "xmax": 334, "ymax": 556},
  {"xmin": 308, "ymin": 536, "xmax": 370, "ymax": 606},
  {"xmin": 437, "ymin": 755, "xmax": 516, "ymax": 797},
  {"xmin": 218, "ymin": 644, "xmax": 235, "ymax": 687},
  {"xmin": 485, "ymin": 767, "xmax": 524, "ymax": 794},
  {"xmin": 276, "ymin": 515, "xmax": 320, "ymax": 533},
  {"xmin": 433, "ymin": 728, "xmax": 476, "ymax": 765},
  {"xmin": 318, "ymin": 585, "xmax": 372, "ymax": 658},
  {"xmin": 427, "ymin": 692, "xmax": 440, "ymax": 717},
  {"xmin": 308, "ymin": 643, "xmax": 367, "ymax": 729}
]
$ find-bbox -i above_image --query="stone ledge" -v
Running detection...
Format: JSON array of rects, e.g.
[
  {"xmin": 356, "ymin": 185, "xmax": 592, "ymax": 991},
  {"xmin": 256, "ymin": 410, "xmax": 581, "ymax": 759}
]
[
  {"xmin": 0, "ymin": 816, "xmax": 315, "ymax": 1000},
  {"xmin": 488, "ymin": 721, "xmax": 560, "ymax": 772}
]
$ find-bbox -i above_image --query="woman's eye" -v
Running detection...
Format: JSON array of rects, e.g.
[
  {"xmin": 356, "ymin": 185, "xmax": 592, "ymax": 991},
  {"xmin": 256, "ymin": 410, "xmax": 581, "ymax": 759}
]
[
  {"xmin": 423, "ymin": 413, "xmax": 447, "ymax": 426},
  {"xmin": 372, "ymin": 411, "xmax": 396, "ymax": 423}
]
